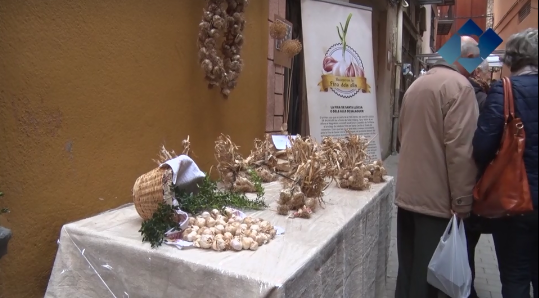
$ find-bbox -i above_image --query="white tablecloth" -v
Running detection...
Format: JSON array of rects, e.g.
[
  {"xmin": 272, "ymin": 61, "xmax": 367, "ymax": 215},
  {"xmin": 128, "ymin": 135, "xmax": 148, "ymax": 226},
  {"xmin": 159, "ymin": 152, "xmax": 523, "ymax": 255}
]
[{"xmin": 45, "ymin": 178, "xmax": 394, "ymax": 298}]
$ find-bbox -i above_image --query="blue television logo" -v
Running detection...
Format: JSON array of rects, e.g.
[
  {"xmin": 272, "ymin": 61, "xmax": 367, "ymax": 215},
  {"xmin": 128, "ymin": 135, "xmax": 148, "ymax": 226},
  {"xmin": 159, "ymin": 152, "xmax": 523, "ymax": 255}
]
[{"xmin": 437, "ymin": 19, "xmax": 503, "ymax": 73}]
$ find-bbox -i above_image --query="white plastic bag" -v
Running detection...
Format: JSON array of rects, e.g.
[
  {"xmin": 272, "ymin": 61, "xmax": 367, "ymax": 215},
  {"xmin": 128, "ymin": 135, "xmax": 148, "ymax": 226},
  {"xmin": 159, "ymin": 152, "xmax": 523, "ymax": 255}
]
[{"xmin": 427, "ymin": 215, "xmax": 472, "ymax": 298}]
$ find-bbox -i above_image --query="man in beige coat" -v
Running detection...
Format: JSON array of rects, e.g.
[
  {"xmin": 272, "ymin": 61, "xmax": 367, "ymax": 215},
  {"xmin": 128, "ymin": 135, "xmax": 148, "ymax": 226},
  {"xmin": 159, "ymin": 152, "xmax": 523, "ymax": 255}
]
[{"xmin": 395, "ymin": 36, "xmax": 479, "ymax": 298}]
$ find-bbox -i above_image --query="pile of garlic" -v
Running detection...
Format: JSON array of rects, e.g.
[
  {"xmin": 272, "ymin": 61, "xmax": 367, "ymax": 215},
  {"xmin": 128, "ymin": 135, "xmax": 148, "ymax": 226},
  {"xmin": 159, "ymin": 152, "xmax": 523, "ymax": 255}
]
[{"xmin": 182, "ymin": 209, "xmax": 277, "ymax": 251}]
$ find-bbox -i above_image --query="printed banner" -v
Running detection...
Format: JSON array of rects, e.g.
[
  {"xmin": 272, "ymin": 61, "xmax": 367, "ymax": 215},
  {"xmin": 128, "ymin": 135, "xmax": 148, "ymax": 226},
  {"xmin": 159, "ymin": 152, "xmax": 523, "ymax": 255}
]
[{"xmin": 301, "ymin": 0, "xmax": 381, "ymax": 160}]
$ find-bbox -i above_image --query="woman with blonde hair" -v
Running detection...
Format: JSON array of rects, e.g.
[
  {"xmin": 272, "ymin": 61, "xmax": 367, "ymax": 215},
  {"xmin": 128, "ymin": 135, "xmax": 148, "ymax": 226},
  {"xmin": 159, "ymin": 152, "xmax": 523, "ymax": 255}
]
[{"xmin": 473, "ymin": 28, "xmax": 538, "ymax": 298}]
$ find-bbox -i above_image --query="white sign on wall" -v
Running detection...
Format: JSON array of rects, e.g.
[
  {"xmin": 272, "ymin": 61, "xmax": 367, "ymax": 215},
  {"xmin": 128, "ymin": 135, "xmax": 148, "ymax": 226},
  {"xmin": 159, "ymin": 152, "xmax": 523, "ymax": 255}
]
[{"xmin": 301, "ymin": 0, "xmax": 381, "ymax": 160}]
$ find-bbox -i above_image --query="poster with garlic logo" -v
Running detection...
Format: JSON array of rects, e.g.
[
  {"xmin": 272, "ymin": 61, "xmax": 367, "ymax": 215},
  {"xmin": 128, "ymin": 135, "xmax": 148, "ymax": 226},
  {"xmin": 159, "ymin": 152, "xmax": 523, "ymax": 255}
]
[{"xmin": 301, "ymin": 0, "xmax": 381, "ymax": 160}]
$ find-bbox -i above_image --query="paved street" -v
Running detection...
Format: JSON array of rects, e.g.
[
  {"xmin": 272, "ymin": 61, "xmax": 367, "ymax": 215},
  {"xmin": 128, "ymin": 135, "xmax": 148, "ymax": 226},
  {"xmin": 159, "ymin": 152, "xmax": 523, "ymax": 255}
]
[{"xmin": 383, "ymin": 155, "xmax": 503, "ymax": 298}]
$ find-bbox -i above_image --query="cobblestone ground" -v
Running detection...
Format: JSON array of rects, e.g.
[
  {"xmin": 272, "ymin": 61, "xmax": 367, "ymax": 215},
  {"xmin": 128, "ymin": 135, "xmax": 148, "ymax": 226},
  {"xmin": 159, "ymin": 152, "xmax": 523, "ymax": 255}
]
[{"xmin": 383, "ymin": 155, "xmax": 504, "ymax": 298}]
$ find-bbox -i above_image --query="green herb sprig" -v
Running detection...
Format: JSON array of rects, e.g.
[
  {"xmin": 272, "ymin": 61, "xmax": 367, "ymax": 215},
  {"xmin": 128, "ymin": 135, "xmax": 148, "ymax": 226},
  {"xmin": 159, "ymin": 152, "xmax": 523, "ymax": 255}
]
[
  {"xmin": 336, "ymin": 13, "xmax": 353, "ymax": 59},
  {"xmin": 139, "ymin": 203, "xmax": 180, "ymax": 248},
  {"xmin": 247, "ymin": 169, "xmax": 264, "ymax": 197},
  {"xmin": 175, "ymin": 175, "xmax": 266, "ymax": 215}
]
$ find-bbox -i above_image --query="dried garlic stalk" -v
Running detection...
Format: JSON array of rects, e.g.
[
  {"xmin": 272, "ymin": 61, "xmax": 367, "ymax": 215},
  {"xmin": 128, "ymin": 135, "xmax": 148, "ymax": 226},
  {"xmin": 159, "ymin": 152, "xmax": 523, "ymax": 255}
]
[
  {"xmin": 183, "ymin": 208, "xmax": 277, "ymax": 252},
  {"xmin": 182, "ymin": 135, "xmax": 193, "ymax": 156},
  {"xmin": 244, "ymin": 134, "xmax": 279, "ymax": 183},
  {"xmin": 152, "ymin": 136, "xmax": 194, "ymax": 166},
  {"xmin": 277, "ymin": 136, "xmax": 332, "ymax": 218},
  {"xmin": 215, "ymin": 134, "xmax": 247, "ymax": 189},
  {"xmin": 214, "ymin": 134, "xmax": 266, "ymax": 193},
  {"xmin": 321, "ymin": 131, "xmax": 387, "ymax": 190},
  {"xmin": 153, "ymin": 145, "xmax": 178, "ymax": 166}
]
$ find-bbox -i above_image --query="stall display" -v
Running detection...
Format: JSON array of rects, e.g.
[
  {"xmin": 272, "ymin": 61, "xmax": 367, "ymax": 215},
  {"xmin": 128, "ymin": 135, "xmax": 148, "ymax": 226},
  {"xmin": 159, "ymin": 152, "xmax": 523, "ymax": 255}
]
[
  {"xmin": 134, "ymin": 138, "xmax": 267, "ymax": 248},
  {"xmin": 45, "ymin": 179, "xmax": 394, "ymax": 298}
]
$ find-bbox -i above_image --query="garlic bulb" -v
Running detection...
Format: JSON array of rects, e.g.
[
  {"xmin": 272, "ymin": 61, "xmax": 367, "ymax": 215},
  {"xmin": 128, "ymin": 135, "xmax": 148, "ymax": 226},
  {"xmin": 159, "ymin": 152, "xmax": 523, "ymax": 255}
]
[
  {"xmin": 186, "ymin": 231, "xmax": 198, "ymax": 242},
  {"xmin": 196, "ymin": 217, "xmax": 206, "ymax": 228},
  {"xmin": 225, "ymin": 225, "xmax": 235, "ymax": 234},
  {"xmin": 256, "ymin": 234, "xmax": 267, "ymax": 246},
  {"xmin": 242, "ymin": 237, "xmax": 253, "ymax": 250},
  {"xmin": 199, "ymin": 235, "xmax": 214, "ymax": 249},
  {"xmin": 188, "ymin": 217, "xmax": 196, "ymax": 226},
  {"xmin": 215, "ymin": 224, "xmax": 225, "ymax": 234},
  {"xmin": 249, "ymin": 241, "xmax": 259, "ymax": 251},
  {"xmin": 201, "ymin": 211, "xmax": 211, "ymax": 219},
  {"xmin": 230, "ymin": 238, "xmax": 242, "ymax": 251},
  {"xmin": 243, "ymin": 217, "xmax": 253, "ymax": 225},
  {"xmin": 239, "ymin": 223, "xmax": 248, "ymax": 230},
  {"xmin": 223, "ymin": 232, "xmax": 233, "ymax": 241},
  {"xmin": 212, "ymin": 238, "xmax": 226, "ymax": 251},
  {"xmin": 206, "ymin": 217, "xmax": 216, "ymax": 227},
  {"xmin": 250, "ymin": 224, "xmax": 260, "ymax": 231},
  {"xmin": 235, "ymin": 228, "xmax": 245, "ymax": 237},
  {"xmin": 259, "ymin": 221, "xmax": 270, "ymax": 231},
  {"xmin": 183, "ymin": 227, "xmax": 194, "ymax": 235},
  {"xmin": 211, "ymin": 209, "xmax": 220, "ymax": 218}
]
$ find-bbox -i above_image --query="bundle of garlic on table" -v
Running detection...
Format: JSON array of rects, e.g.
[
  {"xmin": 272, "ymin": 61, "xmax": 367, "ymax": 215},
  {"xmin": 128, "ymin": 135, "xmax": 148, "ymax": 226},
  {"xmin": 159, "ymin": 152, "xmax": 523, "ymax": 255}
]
[
  {"xmin": 182, "ymin": 208, "xmax": 277, "ymax": 251},
  {"xmin": 321, "ymin": 132, "xmax": 387, "ymax": 190}
]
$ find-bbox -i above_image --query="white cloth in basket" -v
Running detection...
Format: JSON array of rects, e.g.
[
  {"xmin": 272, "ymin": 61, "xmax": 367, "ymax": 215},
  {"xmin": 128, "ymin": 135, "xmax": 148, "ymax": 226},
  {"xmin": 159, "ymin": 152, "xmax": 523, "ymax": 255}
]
[{"xmin": 160, "ymin": 155, "xmax": 205, "ymax": 194}]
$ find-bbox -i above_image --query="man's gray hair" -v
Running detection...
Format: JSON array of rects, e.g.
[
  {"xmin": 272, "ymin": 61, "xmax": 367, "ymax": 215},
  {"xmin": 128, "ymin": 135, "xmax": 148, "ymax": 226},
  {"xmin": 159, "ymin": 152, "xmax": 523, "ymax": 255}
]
[
  {"xmin": 502, "ymin": 28, "xmax": 538, "ymax": 72},
  {"xmin": 461, "ymin": 39, "xmax": 480, "ymax": 57}
]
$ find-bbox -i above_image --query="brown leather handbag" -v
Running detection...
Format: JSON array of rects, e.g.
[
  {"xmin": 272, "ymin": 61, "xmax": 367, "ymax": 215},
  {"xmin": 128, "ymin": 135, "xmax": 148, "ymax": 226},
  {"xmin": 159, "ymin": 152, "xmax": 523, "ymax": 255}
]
[{"xmin": 473, "ymin": 77, "xmax": 534, "ymax": 218}]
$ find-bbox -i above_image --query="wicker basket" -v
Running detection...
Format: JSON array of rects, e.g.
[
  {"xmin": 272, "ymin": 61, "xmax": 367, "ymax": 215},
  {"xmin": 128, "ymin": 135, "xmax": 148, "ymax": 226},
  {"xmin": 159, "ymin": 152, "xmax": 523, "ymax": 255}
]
[{"xmin": 133, "ymin": 165, "xmax": 174, "ymax": 220}]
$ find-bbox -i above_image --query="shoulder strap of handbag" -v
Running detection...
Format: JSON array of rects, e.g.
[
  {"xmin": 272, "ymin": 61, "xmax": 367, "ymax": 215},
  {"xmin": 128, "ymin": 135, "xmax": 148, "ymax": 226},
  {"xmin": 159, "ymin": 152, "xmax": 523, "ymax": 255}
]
[{"xmin": 502, "ymin": 77, "xmax": 515, "ymax": 124}]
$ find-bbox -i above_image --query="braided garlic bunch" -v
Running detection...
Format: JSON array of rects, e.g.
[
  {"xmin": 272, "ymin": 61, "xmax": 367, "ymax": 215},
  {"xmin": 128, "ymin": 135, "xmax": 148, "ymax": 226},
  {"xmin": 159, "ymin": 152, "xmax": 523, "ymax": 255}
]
[{"xmin": 198, "ymin": 0, "xmax": 248, "ymax": 98}]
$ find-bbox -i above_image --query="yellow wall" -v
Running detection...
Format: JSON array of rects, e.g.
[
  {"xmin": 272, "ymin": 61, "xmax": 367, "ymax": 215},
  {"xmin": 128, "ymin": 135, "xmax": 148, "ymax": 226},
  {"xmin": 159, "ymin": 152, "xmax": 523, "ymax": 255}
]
[{"xmin": 0, "ymin": 1, "xmax": 268, "ymax": 296}]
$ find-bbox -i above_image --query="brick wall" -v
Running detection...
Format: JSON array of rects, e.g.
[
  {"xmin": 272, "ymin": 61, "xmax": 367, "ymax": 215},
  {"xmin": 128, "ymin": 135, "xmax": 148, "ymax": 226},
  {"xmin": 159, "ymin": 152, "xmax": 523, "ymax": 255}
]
[{"xmin": 266, "ymin": 0, "xmax": 287, "ymax": 133}]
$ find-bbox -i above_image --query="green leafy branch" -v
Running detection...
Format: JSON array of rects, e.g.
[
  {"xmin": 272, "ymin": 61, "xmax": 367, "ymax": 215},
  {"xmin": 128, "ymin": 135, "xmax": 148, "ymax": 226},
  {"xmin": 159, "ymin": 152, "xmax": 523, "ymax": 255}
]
[
  {"xmin": 336, "ymin": 13, "xmax": 353, "ymax": 59},
  {"xmin": 175, "ymin": 175, "xmax": 266, "ymax": 215},
  {"xmin": 247, "ymin": 168, "xmax": 264, "ymax": 198},
  {"xmin": 139, "ymin": 203, "xmax": 179, "ymax": 248}
]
